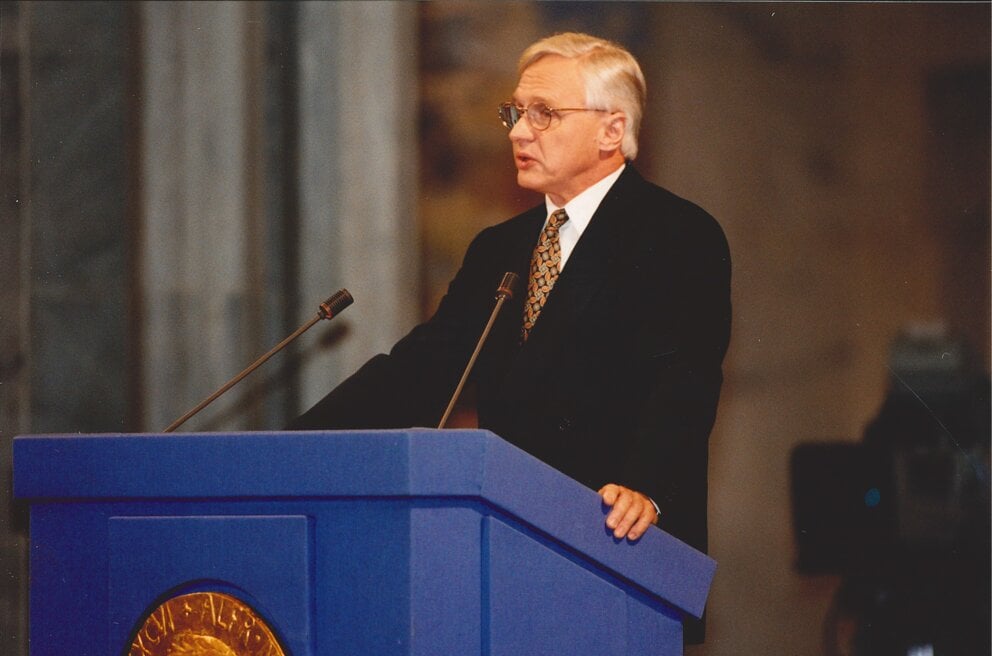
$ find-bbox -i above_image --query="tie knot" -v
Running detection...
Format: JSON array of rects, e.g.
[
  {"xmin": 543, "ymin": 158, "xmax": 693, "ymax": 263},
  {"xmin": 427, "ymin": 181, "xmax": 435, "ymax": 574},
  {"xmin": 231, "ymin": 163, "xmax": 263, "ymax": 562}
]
[{"xmin": 549, "ymin": 209, "xmax": 569, "ymax": 229}]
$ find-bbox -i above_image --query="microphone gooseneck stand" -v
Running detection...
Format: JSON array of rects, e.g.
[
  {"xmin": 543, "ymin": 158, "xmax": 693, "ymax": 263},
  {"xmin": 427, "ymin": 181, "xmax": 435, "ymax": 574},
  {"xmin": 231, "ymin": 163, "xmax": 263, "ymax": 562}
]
[
  {"xmin": 437, "ymin": 272, "xmax": 519, "ymax": 429},
  {"xmin": 163, "ymin": 289, "xmax": 354, "ymax": 433}
]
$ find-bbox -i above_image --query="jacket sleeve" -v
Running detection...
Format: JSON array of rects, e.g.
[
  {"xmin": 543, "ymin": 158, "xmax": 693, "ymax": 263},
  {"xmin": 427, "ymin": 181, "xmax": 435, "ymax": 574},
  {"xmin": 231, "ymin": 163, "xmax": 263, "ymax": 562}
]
[
  {"xmin": 621, "ymin": 207, "xmax": 732, "ymax": 555},
  {"xmin": 288, "ymin": 227, "xmax": 503, "ymax": 431}
]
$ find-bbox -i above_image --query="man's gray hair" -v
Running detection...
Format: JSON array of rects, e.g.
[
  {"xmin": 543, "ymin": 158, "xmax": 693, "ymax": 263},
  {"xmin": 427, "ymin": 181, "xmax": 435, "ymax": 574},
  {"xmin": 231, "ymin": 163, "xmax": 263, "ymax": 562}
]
[{"xmin": 518, "ymin": 32, "xmax": 646, "ymax": 160}]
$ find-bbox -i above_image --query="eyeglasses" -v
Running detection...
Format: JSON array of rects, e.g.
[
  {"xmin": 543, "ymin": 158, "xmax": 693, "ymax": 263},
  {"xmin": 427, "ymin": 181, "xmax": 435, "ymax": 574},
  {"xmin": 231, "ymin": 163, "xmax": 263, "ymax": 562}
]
[{"xmin": 498, "ymin": 101, "xmax": 607, "ymax": 131}]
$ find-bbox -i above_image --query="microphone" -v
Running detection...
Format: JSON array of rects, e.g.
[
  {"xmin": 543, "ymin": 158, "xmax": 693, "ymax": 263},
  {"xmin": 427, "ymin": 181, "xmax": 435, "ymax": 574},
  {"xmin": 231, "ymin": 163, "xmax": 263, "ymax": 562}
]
[
  {"xmin": 437, "ymin": 272, "xmax": 518, "ymax": 429},
  {"xmin": 163, "ymin": 289, "xmax": 354, "ymax": 433}
]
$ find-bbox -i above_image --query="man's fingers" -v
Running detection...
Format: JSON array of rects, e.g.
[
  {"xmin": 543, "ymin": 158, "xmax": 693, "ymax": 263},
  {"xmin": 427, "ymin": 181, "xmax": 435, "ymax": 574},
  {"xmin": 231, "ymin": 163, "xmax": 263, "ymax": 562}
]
[
  {"xmin": 626, "ymin": 512, "xmax": 656, "ymax": 541},
  {"xmin": 611, "ymin": 494, "xmax": 648, "ymax": 539},
  {"xmin": 605, "ymin": 489, "xmax": 632, "ymax": 530},
  {"xmin": 598, "ymin": 484, "xmax": 658, "ymax": 540},
  {"xmin": 598, "ymin": 483, "xmax": 619, "ymax": 504}
]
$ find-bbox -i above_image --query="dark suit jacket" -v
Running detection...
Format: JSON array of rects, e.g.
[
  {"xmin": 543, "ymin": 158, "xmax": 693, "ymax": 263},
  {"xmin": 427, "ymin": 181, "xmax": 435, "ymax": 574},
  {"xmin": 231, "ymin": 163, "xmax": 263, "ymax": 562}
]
[{"xmin": 291, "ymin": 165, "xmax": 731, "ymax": 557}]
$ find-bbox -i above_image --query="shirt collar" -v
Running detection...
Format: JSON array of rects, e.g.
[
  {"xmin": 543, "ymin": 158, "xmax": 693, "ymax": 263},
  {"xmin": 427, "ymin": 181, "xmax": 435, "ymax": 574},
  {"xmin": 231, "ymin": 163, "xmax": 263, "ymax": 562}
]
[{"xmin": 544, "ymin": 163, "xmax": 626, "ymax": 234}]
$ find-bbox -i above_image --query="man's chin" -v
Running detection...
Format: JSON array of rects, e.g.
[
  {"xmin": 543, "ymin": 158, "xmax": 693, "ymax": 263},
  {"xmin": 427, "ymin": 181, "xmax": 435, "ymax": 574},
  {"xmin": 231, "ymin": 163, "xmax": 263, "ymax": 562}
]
[{"xmin": 515, "ymin": 170, "xmax": 545, "ymax": 195}]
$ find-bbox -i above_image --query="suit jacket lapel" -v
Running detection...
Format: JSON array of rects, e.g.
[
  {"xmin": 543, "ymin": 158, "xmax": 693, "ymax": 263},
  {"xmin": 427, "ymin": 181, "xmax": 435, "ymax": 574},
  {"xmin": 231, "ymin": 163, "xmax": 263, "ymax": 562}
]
[
  {"xmin": 486, "ymin": 167, "xmax": 645, "ymax": 393},
  {"xmin": 520, "ymin": 166, "xmax": 641, "ymax": 349},
  {"xmin": 482, "ymin": 206, "xmax": 545, "ymax": 359}
]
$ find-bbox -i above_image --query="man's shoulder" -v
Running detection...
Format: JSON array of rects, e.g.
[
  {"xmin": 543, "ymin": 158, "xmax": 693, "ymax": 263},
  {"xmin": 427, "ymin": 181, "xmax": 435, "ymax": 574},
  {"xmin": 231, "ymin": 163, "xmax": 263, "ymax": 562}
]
[
  {"xmin": 458, "ymin": 202, "xmax": 544, "ymax": 264},
  {"xmin": 612, "ymin": 167, "xmax": 727, "ymax": 244},
  {"xmin": 616, "ymin": 167, "xmax": 711, "ymax": 215},
  {"xmin": 476, "ymin": 202, "xmax": 546, "ymax": 240}
]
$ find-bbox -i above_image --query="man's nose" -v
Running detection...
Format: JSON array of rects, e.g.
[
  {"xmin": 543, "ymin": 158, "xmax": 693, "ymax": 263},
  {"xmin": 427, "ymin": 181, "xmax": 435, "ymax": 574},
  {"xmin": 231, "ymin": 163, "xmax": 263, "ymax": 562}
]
[{"xmin": 508, "ymin": 114, "xmax": 534, "ymax": 141}]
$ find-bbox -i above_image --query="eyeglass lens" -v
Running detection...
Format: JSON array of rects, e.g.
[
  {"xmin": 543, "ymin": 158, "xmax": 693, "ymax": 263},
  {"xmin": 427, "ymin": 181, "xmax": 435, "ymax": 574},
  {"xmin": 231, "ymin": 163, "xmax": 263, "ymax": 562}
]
[
  {"xmin": 499, "ymin": 103, "xmax": 520, "ymax": 129},
  {"xmin": 500, "ymin": 103, "xmax": 550, "ymax": 130}
]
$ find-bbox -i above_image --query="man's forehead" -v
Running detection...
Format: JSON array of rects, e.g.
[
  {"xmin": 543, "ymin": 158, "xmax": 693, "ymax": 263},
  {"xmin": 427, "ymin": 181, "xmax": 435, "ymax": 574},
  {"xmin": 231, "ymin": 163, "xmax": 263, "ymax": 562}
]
[
  {"xmin": 510, "ymin": 90, "xmax": 553, "ymax": 105},
  {"xmin": 513, "ymin": 56, "xmax": 583, "ymax": 104}
]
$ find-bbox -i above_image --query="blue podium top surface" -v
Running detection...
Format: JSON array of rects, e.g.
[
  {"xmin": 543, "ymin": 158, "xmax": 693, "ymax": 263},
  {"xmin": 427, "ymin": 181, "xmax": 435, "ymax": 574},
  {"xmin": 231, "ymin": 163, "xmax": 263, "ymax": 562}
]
[{"xmin": 13, "ymin": 429, "xmax": 715, "ymax": 618}]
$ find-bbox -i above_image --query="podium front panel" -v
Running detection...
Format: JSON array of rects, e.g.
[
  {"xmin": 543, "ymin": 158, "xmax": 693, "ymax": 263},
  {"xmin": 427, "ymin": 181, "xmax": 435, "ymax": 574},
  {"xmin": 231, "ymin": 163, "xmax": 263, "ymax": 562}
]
[{"xmin": 15, "ymin": 430, "xmax": 714, "ymax": 656}]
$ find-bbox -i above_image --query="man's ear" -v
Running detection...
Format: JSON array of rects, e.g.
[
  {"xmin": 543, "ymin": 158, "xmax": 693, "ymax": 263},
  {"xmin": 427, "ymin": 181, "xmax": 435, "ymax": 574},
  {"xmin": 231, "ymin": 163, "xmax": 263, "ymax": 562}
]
[{"xmin": 597, "ymin": 112, "xmax": 626, "ymax": 152}]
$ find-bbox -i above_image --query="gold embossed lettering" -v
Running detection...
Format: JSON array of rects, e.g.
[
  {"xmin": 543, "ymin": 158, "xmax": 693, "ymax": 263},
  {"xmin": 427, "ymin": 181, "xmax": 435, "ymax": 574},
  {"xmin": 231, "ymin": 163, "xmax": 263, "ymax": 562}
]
[
  {"xmin": 142, "ymin": 603, "xmax": 174, "ymax": 644},
  {"xmin": 127, "ymin": 592, "xmax": 285, "ymax": 656},
  {"xmin": 129, "ymin": 633, "xmax": 153, "ymax": 656},
  {"xmin": 214, "ymin": 595, "xmax": 231, "ymax": 630},
  {"xmin": 236, "ymin": 615, "xmax": 257, "ymax": 648}
]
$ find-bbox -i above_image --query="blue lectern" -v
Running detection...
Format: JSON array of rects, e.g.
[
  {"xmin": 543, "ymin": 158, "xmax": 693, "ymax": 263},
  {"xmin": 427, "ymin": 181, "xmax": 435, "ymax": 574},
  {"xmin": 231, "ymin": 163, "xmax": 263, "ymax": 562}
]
[{"xmin": 13, "ymin": 429, "xmax": 715, "ymax": 655}]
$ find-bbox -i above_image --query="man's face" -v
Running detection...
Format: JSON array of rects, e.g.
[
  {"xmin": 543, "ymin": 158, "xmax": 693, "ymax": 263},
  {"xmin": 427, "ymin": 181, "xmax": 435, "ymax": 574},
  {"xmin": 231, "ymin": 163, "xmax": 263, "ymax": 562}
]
[{"xmin": 509, "ymin": 55, "xmax": 609, "ymax": 206}]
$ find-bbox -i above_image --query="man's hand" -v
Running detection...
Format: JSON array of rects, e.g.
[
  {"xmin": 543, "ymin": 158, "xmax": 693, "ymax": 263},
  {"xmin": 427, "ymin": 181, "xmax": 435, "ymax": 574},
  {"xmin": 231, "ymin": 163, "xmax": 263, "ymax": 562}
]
[{"xmin": 598, "ymin": 484, "xmax": 659, "ymax": 541}]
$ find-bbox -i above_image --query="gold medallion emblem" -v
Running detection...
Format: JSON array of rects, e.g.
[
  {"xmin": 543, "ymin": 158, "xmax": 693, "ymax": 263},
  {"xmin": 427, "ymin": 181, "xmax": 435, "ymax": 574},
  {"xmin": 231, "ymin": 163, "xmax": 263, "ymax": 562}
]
[{"xmin": 127, "ymin": 591, "xmax": 287, "ymax": 656}]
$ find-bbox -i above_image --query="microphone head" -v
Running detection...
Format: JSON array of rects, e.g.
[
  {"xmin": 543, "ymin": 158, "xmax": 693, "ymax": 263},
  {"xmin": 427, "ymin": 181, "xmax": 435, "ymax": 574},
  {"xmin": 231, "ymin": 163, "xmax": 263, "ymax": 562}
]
[
  {"xmin": 497, "ymin": 272, "xmax": 519, "ymax": 300},
  {"xmin": 318, "ymin": 289, "xmax": 354, "ymax": 320}
]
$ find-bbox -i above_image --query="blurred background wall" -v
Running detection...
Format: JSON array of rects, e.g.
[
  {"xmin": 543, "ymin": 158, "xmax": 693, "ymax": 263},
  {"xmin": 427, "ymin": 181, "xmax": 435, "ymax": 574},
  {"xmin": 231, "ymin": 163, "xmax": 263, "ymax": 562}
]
[{"xmin": 1, "ymin": 2, "xmax": 988, "ymax": 654}]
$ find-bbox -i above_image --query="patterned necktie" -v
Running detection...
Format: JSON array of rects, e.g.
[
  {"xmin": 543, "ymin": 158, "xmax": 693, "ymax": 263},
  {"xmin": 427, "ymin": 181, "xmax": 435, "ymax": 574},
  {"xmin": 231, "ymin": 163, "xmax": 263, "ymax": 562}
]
[{"xmin": 521, "ymin": 209, "xmax": 569, "ymax": 341}]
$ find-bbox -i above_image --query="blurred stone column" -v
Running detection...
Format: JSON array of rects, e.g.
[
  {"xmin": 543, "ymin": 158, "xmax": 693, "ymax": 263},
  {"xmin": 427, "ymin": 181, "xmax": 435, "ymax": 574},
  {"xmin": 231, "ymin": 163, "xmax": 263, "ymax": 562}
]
[
  {"xmin": 139, "ymin": 1, "xmax": 263, "ymax": 431},
  {"xmin": 296, "ymin": 1, "xmax": 419, "ymax": 411},
  {"xmin": 2, "ymin": 2, "xmax": 132, "ymax": 651},
  {"xmin": 0, "ymin": 7, "xmax": 29, "ymax": 654},
  {"xmin": 139, "ymin": 1, "xmax": 418, "ymax": 429}
]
